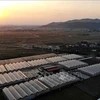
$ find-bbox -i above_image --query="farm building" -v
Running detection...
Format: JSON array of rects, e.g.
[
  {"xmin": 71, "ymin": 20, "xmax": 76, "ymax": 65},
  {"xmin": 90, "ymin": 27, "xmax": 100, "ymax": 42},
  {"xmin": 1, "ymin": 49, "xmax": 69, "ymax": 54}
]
[
  {"xmin": 0, "ymin": 53, "xmax": 100, "ymax": 100},
  {"xmin": 58, "ymin": 60, "xmax": 88, "ymax": 69},
  {"xmin": 78, "ymin": 63, "xmax": 100, "ymax": 76},
  {"xmin": 46, "ymin": 56, "xmax": 66, "ymax": 63},
  {"xmin": 3, "ymin": 79, "xmax": 49, "ymax": 100},
  {"xmin": 62, "ymin": 54, "xmax": 83, "ymax": 60}
]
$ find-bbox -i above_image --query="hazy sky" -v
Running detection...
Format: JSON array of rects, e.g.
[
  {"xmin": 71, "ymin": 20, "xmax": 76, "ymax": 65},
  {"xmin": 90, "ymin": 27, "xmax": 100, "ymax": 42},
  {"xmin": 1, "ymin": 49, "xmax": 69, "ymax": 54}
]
[{"xmin": 0, "ymin": 1, "xmax": 100, "ymax": 25}]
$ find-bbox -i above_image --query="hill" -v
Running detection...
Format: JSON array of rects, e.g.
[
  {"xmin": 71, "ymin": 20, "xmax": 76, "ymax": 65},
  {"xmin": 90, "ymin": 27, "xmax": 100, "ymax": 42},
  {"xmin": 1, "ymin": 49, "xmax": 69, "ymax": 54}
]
[{"xmin": 42, "ymin": 18, "xmax": 100, "ymax": 30}]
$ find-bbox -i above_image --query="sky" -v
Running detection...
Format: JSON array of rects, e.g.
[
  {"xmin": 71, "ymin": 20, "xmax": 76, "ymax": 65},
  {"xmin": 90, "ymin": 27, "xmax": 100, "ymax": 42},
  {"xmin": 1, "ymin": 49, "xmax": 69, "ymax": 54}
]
[{"xmin": 0, "ymin": 0, "xmax": 100, "ymax": 25}]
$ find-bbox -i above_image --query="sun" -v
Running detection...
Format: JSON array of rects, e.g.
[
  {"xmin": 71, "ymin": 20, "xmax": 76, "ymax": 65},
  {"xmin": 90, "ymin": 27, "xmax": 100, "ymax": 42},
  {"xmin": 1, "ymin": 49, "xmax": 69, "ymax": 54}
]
[
  {"xmin": 0, "ymin": 1, "xmax": 16, "ymax": 18},
  {"xmin": 0, "ymin": 11, "xmax": 6, "ymax": 18},
  {"xmin": 0, "ymin": 12, "xmax": 3, "ymax": 17}
]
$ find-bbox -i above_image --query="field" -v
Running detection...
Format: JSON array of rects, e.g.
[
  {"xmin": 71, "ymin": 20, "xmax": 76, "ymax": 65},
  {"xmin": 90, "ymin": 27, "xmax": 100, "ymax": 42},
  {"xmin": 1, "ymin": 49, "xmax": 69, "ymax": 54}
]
[
  {"xmin": 0, "ymin": 30, "xmax": 100, "ymax": 59},
  {"xmin": 0, "ymin": 30, "xmax": 100, "ymax": 100}
]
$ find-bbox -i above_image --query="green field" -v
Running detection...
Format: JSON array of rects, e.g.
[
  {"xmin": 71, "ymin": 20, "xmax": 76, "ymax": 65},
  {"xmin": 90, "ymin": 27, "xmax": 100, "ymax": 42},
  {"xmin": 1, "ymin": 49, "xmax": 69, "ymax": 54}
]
[{"xmin": 0, "ymin": 30, "xmax": 100, "ymax": 59}]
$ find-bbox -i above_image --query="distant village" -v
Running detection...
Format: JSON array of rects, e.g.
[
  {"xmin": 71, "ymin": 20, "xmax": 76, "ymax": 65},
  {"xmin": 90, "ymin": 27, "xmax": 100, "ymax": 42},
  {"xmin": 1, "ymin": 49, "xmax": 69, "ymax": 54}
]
[{"xmin": 20, "ymin": 41, "xmax": 100, "ymax": 56}]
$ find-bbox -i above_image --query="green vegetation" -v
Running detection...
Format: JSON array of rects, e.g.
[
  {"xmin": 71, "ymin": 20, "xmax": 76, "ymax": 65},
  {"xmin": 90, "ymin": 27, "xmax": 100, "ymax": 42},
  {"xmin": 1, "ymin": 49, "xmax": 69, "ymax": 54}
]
[
  {"xmin": 0, "ymin": 48, "xmax": 47, "ymax": 60},
  {"xmin": 0, "ymin": 30, "xmax": 100, "ymax": 59}
]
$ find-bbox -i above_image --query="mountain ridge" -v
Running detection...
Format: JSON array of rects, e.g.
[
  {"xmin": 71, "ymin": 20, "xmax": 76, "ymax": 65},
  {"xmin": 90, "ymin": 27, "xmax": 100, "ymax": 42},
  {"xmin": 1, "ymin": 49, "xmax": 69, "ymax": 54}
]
[{"xmin": 42, "ymin": 18, "xmax": 100, "ymax": 30}]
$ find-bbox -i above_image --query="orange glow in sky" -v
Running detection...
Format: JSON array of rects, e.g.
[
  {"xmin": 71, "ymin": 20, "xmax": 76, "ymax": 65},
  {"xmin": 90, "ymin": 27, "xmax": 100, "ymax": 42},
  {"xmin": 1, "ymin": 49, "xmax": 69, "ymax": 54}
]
[{"xmin": 0, "ymin": 1, "xmax": 100, "ymax": 25}]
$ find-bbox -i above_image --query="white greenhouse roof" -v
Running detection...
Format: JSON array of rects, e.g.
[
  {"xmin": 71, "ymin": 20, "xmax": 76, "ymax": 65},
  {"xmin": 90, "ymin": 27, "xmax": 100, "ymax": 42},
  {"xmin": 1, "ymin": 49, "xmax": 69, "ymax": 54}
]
[
  {"xmin": 78, "ymin": 63, "xmax": 100, "ymax": 76},
  {"xmin": 39, "ymin": 72, "xmax": 79, "ymax": 89},
  {"xmin": 0, "ymin": 65, "xmax": 7, "ymax": 73},
  {"xmin": 27, "ymin": 59, "xmax": 49, "ymax": 67},
  {"xmin": 62, "ymin": 54, "xmax": 83, "ymax": 60},
  {"xmin": 0, "ymin": 71, "xmax": 27, "ymax": 86},
  {"xmin": 3, "ymin": 79, "xmax": 49, "ymax": 100},
  {"xmin": 46, "ymin": 56, "xmax": 66, "ymax": 63},
  {"xmin": 58, "ymin": 60, "xmax": 88, "ymax": 69},
  {"xmin": 4, "ymin": 61, "xmax": 31, "ymax": 72},
  {"xmin": 72, "ymin": 71, "xmax": 90, "ymax": 79}
]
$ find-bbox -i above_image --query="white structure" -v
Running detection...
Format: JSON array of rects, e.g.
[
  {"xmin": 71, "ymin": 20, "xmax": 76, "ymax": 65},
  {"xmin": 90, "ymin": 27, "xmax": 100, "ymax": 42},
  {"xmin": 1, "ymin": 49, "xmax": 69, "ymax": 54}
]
[
  {"xmin": 62, "ymin": 54, "xmax": 83, "ymax": 60},
  {"xmin": 46, "ymin": 56, "xmax": 66, "ymax": 63},
  {"xmin": 23, "ymin": 69, "xmax": 39, "ymax": 78},
  {"xmin": 3, "ymin": 79, "xmax": 49, "ymax": 100},
  {"xmin": 27, "ymin": 59, "xmax": 49, "ymax": 67},
  {"xmin": 3, "ymin": 54, "xmax": 84, "ymax": 73},
  {"xmin": 39, "ymin": 72, "xmax": 79, "ymax": 90},
  {"xmin": 0, "ymin": 71, "xmax": 27, "ymax": 86},
  {"xmin": 78, "ymin": 63, "xmax": 100, "ymax": 76},
  {"xmin": 0, "ymin": 65, "xmax": 7, "ymax": 73},
  {"xmin": 59, "ymin": 60, "xmax": 88, "ymax": 69},
  {"xmin": 72, "ymin": 71, "xmax": 90, "ymax": 79},
  {"xmin": 5, "ymin": 61, "xmax": 31, "ymax": 72}
]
